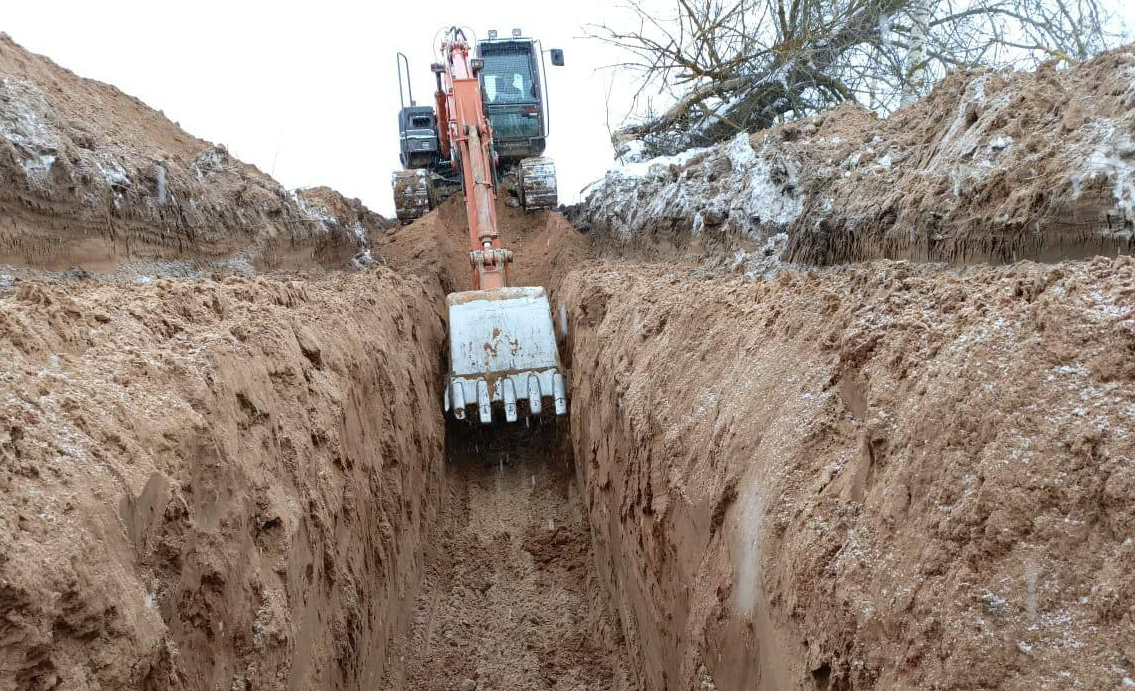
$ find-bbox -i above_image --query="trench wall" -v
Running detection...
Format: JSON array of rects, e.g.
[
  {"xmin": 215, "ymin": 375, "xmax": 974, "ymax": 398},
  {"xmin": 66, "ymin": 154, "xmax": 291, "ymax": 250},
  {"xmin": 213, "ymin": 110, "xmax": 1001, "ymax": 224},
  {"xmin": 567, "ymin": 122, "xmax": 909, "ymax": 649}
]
[
  {"xmin": 563, "ymin": 258, "xmax": 1135, "ymax": 691},
  {"xmin": 0, "ymin": 271, "xmax": 445, "ymax": 691}
]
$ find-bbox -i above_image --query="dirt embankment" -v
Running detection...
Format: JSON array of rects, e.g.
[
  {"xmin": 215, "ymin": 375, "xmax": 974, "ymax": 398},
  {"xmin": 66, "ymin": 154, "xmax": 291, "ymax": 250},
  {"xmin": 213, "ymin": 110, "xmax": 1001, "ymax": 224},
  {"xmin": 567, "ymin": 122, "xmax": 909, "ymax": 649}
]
[
  {"xmin": 379, "ymin": 195, "xmax": 591, "ymax": 295},
  {"xmin": 562, "ymin": 257, "xmax": 1135, "ymax": 690},
  {"xmin": 0, "ymin": 270, "xmax": 445, "ymax": 691},
  {"xmin": 0, "ymin": 33, "xmax": 385, "ymax": 275},
  {"xmin": 580, "ymin": 46, "xmax": 1135, "ymax": 269}
]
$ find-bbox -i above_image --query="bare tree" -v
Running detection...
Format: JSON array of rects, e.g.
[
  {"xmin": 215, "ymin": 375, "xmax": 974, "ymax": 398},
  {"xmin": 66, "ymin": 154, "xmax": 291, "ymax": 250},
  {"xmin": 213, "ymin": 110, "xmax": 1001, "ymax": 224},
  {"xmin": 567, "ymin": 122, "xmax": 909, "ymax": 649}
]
[{"xmin": 590, "ymin": 0, "xmax": 1122, "ymax": 155}]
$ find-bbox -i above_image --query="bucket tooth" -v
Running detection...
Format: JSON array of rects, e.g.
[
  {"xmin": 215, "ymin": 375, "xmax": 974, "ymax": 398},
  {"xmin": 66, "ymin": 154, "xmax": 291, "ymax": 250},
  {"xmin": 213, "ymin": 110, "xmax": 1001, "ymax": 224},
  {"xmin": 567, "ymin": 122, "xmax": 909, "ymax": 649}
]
[
  {"xmin": 503, "ymin": 379, "xmax": 519, "ymax": 423},
  {"xmin": 451, "ymin": 380, "xmax": 467, "ymax": 420},
  {"xmin": 527, "ymin": 374, "xmax": 542, "ymax": 415},
  {"xmin": 553, "ymin": 373, "xmax": 567, "ymax": 415},
  {"xmin": 477, "ymin": 379, "xmax": 492, "ymax": 424}
]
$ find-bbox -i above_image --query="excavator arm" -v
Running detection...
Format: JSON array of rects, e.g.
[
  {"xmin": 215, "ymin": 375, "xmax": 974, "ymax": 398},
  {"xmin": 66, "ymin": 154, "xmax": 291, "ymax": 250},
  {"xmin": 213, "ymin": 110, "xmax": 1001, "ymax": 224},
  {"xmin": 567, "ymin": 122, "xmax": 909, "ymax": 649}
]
[{"xmin": 433, "ymin": 29, "xmax": 510, "ymax": 290}]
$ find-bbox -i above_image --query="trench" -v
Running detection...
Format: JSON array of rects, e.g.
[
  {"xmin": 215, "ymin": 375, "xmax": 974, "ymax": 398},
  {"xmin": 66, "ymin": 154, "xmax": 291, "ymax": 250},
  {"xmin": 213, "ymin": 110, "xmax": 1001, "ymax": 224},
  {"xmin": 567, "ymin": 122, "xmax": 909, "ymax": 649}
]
[
  {"xmin": 6, "ymin": 34, "xmax": 1134, "ymax": 691},
  {"xmin": 10, "ymin": 198, "xmax": 1132, "ymax": 691},
  {"xmin": 382, "ymin": 421, "xmax": 634, "ymax": 691},
  {"xmin": 371, "ymin": 201, "xmax": 643, "ymax": 691}
]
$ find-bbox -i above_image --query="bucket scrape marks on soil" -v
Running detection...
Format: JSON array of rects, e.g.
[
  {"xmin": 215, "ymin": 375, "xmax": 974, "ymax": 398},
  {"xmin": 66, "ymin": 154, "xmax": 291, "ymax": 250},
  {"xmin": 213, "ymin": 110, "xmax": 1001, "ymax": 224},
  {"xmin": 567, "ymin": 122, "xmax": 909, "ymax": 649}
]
[
  {"xmin": 0, "ymin": 272, "xmax": 446, "ymax": 691},
  {"xmin": 563, "ymin": 258, "xmax": 1135, "ymax": 691},
  {"xmin": 384, "ymin": 423, "xmax": 634, "ymax": 691}
]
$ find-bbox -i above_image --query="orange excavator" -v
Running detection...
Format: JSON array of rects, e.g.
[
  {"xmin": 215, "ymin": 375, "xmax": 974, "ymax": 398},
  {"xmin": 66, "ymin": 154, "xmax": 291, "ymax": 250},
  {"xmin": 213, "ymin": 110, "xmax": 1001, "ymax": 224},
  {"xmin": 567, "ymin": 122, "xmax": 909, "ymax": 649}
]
[{"xmin": 393, "ymin": 27, "xmax": 568, "ymax": 425}]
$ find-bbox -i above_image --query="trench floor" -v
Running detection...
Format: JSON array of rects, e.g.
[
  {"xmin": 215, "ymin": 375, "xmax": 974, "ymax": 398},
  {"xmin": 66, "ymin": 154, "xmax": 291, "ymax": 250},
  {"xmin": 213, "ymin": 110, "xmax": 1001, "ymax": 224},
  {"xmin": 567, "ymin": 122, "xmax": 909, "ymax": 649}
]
[{"xmin": 382, "ymin": 421, "xmax": 635, "ymax": 691}]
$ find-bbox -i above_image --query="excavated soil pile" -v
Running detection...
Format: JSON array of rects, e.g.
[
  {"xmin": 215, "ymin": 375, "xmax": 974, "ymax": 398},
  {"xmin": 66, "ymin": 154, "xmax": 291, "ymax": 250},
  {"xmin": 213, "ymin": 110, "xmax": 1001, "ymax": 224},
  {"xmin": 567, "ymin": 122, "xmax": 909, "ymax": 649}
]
[
  {"xmin": 581, "ymin": 46, "xmax": 1135, "ymax": 268},
  {"xmin": 0, "ymin": 271, "xmax": 445, "ymax": 690},
  {"xmin": 563, "ymin": 257, "xmax": 1135, "ymax": 690},
  {"xmin": 379, "ymin": 195, "xmax": 591, "ymax": 295},
  {"xmin": 0, "ymin": 34, "xmax": 384, "ymax": 275}
]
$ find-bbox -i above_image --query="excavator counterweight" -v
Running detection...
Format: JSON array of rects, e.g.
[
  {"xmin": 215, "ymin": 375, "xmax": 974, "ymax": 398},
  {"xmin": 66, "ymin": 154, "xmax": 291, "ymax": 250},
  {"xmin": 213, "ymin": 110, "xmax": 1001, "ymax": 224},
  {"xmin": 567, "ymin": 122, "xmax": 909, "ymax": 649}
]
[{"xmin": 393, "ymin": 27, "xmax": 568, "ymax": 424}]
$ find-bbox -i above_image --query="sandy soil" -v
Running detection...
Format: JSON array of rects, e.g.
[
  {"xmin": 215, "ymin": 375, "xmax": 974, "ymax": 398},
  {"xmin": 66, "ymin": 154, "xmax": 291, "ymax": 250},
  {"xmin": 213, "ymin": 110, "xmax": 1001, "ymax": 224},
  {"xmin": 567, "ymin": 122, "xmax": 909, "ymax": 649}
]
[
  {"xmin": 0, "ymin": 34, "xmax": 384, "ymax": 274},
  {"xmin": 4, "ymin": 25, "xmax": 1135, "ymax": 691},
  {"xmin": 0, "ymin": 270, "xmax": 446, "ymax": 691},
  {"xmin": 383, "ymin": 422, "xmax": 633, "ymax": 691},
  {"xmin": 379, "ymin": 195, "xmax": 592, "ymax": 296},
  {"xmin": 562, "ymin": 256, "xmax": 1135, "ymax": 691}
]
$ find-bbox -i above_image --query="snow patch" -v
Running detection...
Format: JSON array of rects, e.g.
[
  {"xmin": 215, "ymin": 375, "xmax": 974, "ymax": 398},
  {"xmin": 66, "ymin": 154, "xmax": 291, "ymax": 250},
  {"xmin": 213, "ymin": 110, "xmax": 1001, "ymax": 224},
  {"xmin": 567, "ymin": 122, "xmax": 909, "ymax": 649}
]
[
  {"xmin": 0, "ymin": 77, "xmax": 61, "ymax": 153},
  {"xmin": 351, "ymin": 248, "xmax": 374, "ymax": 269},
  {"xmin": 615, "ymin": 138, "xmax": 647, "ymax": 164},
  {"xmin": 349, "ymin": 221, "xmax": 367, "ymax": 244},
  {"xmin": 1085, "ymin": 127, "xmax": 1135, "ymax": 224},
  {"xmin": 584, "ymin": 131, "xmax": 802, "ymax": 248},
  {"xmin": 989, "ymin": 135, "xmax": 1013, "ymax": 151},
  {"xmin": 156, "ymin": 163, "xmax": 168, "ymax": 205},
  {"xmin": 97, "ymin": 159, "xmax": 131, "ymax": 189},
  {"xmin": 609, "ymin": 145, "xmax": 710, "ymax": 178},
  {"xmin": 193, "ymin": 146, "xmax": 228, "ymax": 181},
  {"xmin": 292, "ymin": 191, "xmax": 334, "ymax": 228},
  {"xmin": 22, "ymin": 153, "xmax": 56, "ymax": 181}
]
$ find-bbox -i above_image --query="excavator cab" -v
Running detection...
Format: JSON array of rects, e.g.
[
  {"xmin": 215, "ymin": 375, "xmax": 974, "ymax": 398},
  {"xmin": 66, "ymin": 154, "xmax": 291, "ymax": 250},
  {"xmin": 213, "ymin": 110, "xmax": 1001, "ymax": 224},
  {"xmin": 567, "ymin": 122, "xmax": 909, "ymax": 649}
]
[
  {"xmin": 477, "ymin": 34, "xmax": 546, "ymax": 161},
  {"xmin": 477, "ymin": 31, "xmax": 561, "ymax": 210}
]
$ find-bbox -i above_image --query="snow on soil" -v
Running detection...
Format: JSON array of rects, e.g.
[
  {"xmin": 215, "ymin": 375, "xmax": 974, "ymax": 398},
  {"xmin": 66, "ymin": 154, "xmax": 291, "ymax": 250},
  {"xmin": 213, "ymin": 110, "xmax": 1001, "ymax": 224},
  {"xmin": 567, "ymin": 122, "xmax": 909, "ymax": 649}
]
[
  {"xmin": 293, "ymin": 188, "xmax": 371, "ymax": 247},
  {"xmin": 0, "ymin": 77, "xmax": 61, "ymax": 152},
  {"xmin": 1, "ymin": 40, "xmax": 380, "ymax": 272},
  {"xmin": 580, "ymin": 49, "xmax": 1135, "ymax": 266},
  {"xmin": 587, "ymin": 131, "xmax": 803, "ymax": 250},
  {"xmin": 1084, "ymin": 122, "xmax": 1135, "ymax": 226}
]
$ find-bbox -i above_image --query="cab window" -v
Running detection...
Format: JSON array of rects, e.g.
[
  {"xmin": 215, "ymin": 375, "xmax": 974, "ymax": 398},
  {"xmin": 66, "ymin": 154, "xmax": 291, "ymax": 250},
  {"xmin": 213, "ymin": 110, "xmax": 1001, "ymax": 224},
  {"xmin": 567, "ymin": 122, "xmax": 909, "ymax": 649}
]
[{"xmin": 482, "ymin": 52, "xmax": 535, "ymax": 105}]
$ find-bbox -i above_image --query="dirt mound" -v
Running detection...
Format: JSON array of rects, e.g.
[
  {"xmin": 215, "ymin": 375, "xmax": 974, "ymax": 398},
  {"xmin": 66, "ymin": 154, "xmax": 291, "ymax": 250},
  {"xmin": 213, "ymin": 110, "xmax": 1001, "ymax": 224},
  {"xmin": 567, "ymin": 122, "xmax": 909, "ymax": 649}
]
[
  {"xmin": 562, "ymin": 255, "xmax": 1135, "ymax": 690},
  {"xmin": 0, "ymin": 270, "xmax": 444, "ymax": 690},
  {"xmin": 380, "ymin": 196, "xmax": 592, "ymax": 294},
  {"xmin": 0, "ymin": 33, "xmax": 386, "ymax": 274},
  {"xmin": 581, "ymin": 46, "xmax": 1135, "ymax": 267}
]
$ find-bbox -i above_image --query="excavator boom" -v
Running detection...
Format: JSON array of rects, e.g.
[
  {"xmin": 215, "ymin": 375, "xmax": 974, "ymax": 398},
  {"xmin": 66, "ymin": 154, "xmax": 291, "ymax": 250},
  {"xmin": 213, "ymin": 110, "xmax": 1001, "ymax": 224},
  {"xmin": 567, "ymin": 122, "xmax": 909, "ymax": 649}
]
[{"xmin": 434, "ymin": 34, "xmax": 506, "ymax": 290}]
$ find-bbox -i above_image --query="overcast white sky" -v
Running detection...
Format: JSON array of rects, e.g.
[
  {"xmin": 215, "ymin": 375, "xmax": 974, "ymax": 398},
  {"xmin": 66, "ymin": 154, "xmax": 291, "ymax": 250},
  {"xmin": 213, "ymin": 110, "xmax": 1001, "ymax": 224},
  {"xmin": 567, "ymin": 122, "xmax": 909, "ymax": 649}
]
[
  {"xmin": 3, "ymin": 2, "xmax": 1133, "ymax": 216},
  {"xmin": 3, "ymin": 1, "xmax": 640, "ymax": 216}
]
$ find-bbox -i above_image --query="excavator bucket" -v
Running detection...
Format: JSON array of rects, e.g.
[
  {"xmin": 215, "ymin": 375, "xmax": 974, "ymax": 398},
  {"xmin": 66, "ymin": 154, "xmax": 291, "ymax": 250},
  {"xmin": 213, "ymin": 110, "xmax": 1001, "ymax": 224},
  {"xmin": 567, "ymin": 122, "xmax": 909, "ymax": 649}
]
[{"xmin": 444, "ymin": 287, "xmax": 567, "ymax": 424}]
